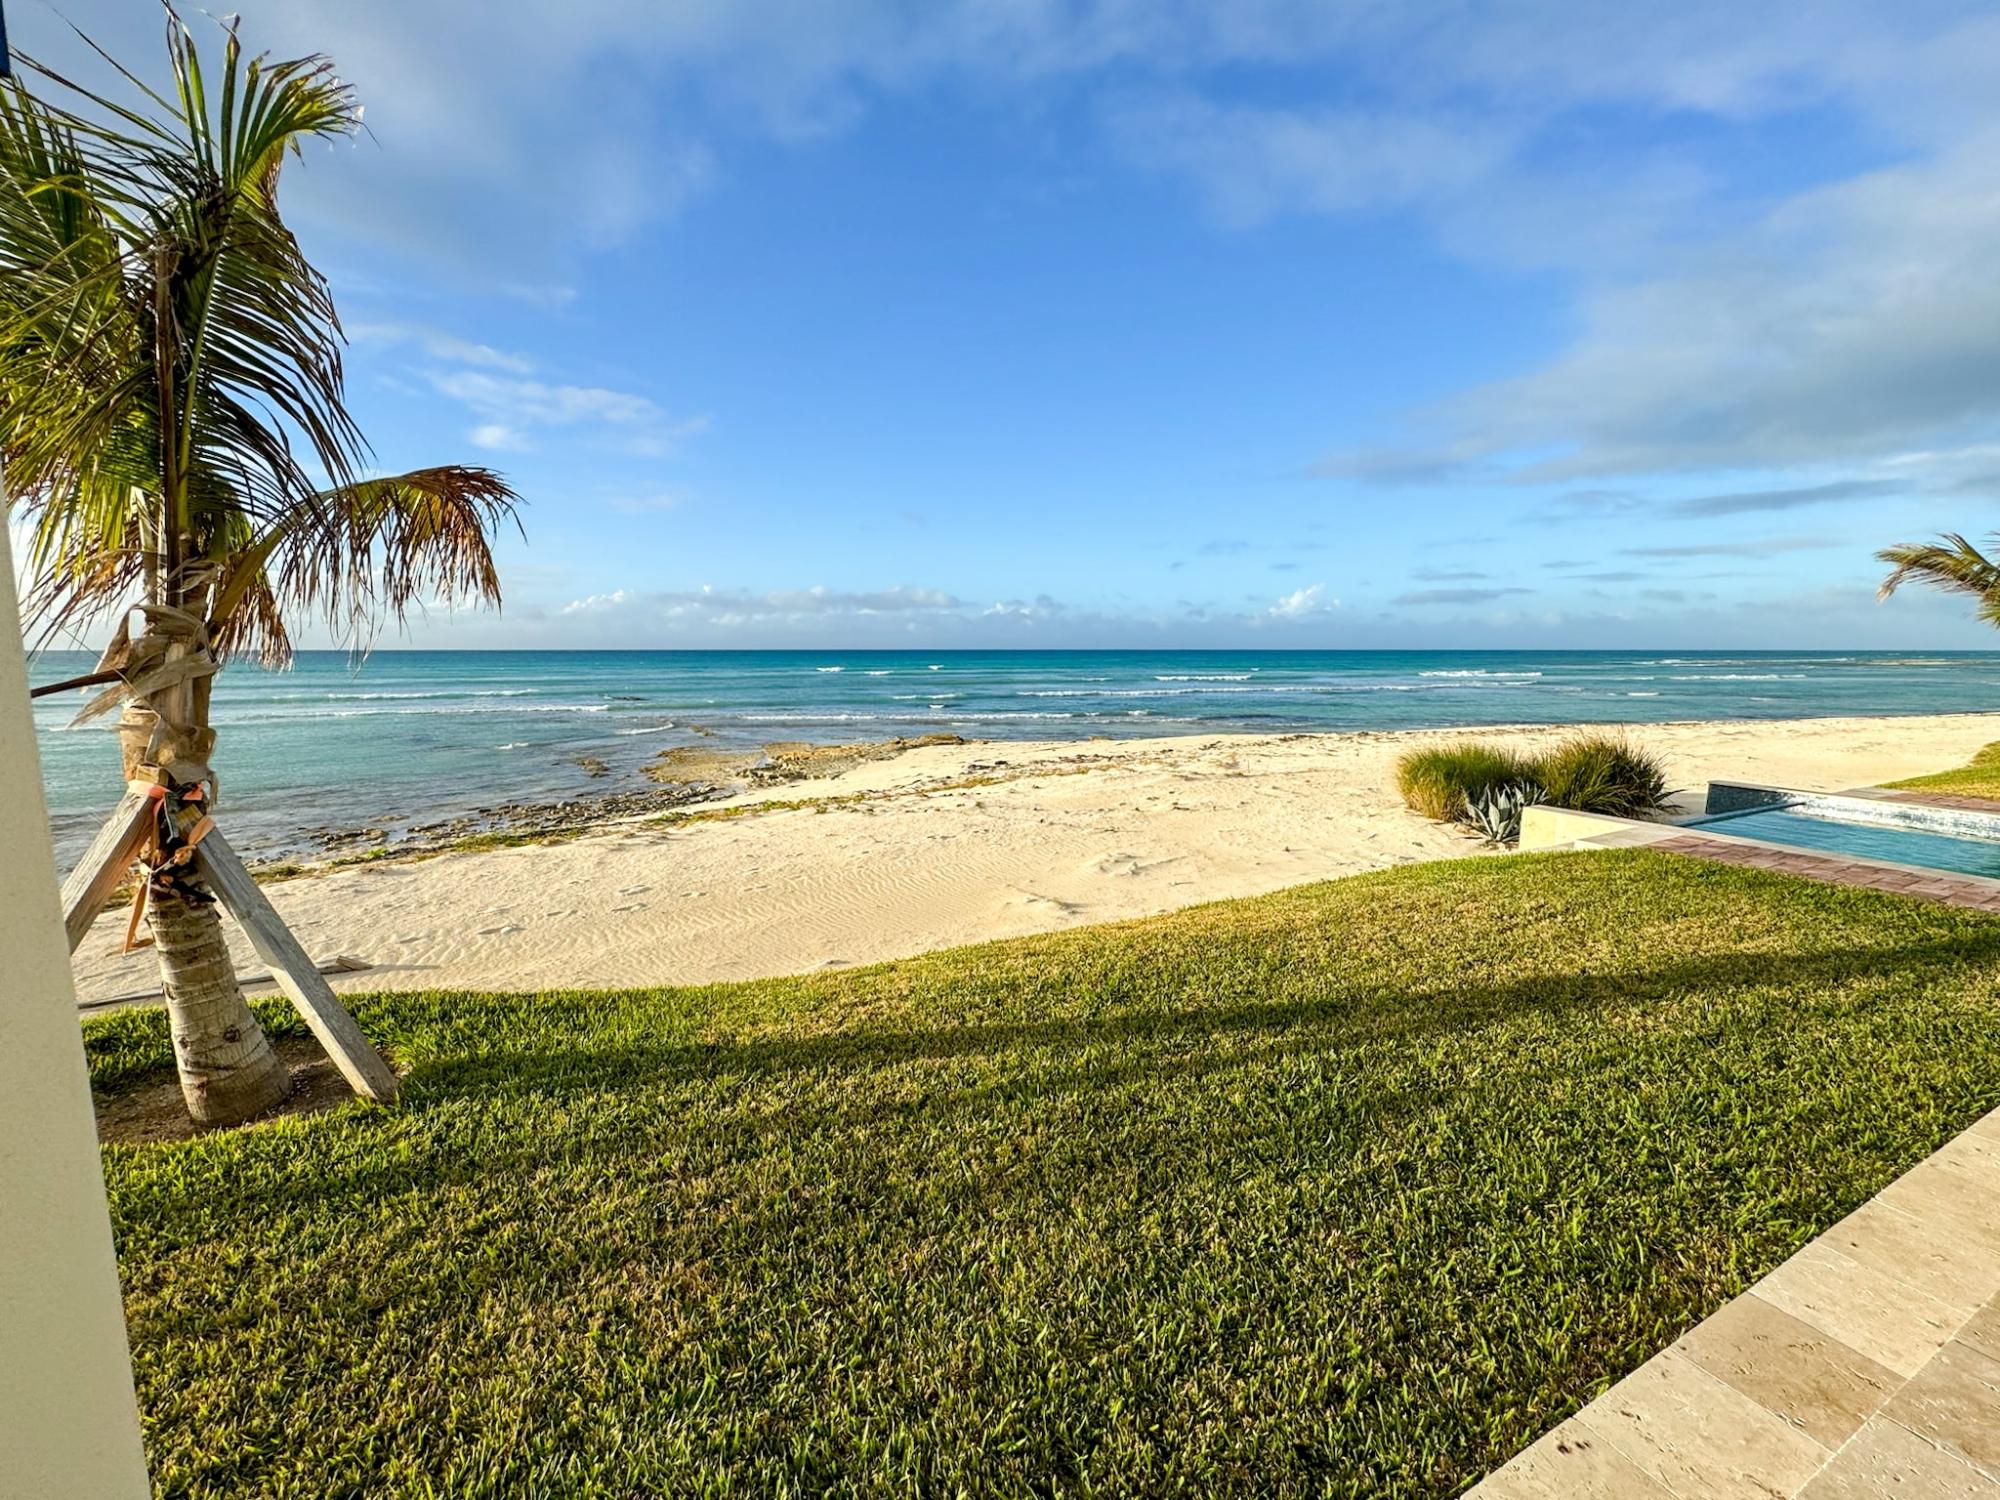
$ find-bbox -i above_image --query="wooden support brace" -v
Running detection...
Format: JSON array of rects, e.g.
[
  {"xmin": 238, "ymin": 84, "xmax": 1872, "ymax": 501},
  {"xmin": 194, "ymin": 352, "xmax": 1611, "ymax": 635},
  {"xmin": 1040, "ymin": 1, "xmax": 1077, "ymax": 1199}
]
[
  {"xmin": 196, "ymin": 827, "xmax": 400, "ymax": 1105},
  {"xmin": 60, "ymin": 786, "xmax": 158, "ymax": 953}
]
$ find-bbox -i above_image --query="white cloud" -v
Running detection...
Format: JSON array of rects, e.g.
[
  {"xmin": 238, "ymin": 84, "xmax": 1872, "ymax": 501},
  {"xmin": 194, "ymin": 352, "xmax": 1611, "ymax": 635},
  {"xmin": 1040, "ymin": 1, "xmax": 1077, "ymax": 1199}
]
[
  {"xmin": 1268, "ymin": 583, "xmax": 1335, "ymax": 619},
  {"xmin": 431, "ymin": 372, "xmax": 659, "ymax": 427},
  {"xmin": 469, "ymin": 423, "xmax": 528, "ymax": 452},
  {"xmin": 1325, "ymin": 129, "xmax": 2000, "ymax": 484},
  {"xmin": 1110, "ymin": 93, "xmax": 1515, "ymax": 230},
  {"xmin": 560, "ymin": 589, "xmax": 633, "ymax": 615},
  {"xmin": 424, "ymin": 371, "xmax": 708, "ymax": 456},
  {"xmin": 349, "ymin": 322, "xmax": 535, "ymax": 374},
  {"xmin": 26, "ymin": 0, "xmax": 1991, "ymax": 278}
]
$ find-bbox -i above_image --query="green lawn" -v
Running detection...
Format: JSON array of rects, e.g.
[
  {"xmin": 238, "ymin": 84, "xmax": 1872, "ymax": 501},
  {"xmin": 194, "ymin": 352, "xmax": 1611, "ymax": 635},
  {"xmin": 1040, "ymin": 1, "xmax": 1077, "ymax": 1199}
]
[
  {"xmin": 92, "ymin": 849, "xmax": 2000, "ymax": 1498},
  {"xmin": 1887, "ymin": 739, "xmax": 2000, "ymax": 801}
]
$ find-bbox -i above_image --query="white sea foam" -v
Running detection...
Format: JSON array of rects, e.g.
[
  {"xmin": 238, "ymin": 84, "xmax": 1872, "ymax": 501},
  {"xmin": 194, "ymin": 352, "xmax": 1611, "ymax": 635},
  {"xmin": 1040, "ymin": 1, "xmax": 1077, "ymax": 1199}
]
[{"xmin": 1416, "ymin": 670, "xmax": 1543, "ymax": 679}]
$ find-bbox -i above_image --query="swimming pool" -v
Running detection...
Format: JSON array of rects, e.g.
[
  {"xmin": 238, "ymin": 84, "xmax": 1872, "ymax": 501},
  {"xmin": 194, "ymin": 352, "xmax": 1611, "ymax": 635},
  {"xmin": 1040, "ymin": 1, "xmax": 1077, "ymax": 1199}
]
[{"xmin": 1692, "ymin": 804, "xmax": 2000, "ymax": 878}]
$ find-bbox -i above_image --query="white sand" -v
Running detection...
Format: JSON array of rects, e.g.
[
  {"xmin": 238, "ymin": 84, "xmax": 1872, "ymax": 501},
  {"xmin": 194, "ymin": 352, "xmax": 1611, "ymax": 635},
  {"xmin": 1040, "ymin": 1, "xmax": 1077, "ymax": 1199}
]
[{"xmin": 67, "ymin": 713, "xmax": 1997, "ymax": 1004}]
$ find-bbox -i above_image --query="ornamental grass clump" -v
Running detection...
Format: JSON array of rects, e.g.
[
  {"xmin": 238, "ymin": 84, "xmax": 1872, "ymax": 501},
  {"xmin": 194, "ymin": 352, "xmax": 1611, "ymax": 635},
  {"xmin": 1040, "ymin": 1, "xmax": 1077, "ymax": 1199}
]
[
  {"xmin": 1395, "ymin": 742, "xmax": 1540, "ymax": 821},
  {"xmin": 1535, "ymin": 732, "xmax": 1672, "ymax": 817}
]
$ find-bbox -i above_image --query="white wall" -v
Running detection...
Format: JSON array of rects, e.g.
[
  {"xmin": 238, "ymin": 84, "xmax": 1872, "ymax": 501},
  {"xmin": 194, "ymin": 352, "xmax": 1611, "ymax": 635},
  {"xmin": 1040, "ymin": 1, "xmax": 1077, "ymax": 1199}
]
[{"xmin": 0, "ymin": 522, "xmax": 150, "ymax": 1496}]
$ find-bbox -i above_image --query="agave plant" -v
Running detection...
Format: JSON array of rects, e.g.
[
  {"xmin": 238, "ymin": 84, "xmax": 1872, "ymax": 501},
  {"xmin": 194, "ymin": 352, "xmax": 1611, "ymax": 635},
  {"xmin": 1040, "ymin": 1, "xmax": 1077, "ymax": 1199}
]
[
  {"xmin": 2, "ymin": 17, "xmax": 520, "ymax": 1123},
  {"xmin": 1464, "ymin": 781, "xmax": 1547, "ymax": 846}
]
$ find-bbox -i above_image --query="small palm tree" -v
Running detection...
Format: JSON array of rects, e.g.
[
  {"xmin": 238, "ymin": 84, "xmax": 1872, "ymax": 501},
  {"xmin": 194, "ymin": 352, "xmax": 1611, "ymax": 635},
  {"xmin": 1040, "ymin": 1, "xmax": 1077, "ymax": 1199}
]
[
  {"xmin": 1878, "ymin": 534, "xmax": 2000, "ymax": 626},
  {"xmin": 2, "ymin": 18, "xmax": 520, "ymax": 1124}
]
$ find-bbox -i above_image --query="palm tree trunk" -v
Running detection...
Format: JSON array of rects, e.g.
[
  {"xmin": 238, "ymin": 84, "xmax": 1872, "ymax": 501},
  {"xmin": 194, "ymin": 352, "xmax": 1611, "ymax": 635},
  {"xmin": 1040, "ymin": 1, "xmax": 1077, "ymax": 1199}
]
[
  {"xmin": 118, "ymin": 681, "xmax": 288, "ymax": 1127},
  {"xmin": 145, "ymin": 882, "xmax": 289, "ymax": 1124}
]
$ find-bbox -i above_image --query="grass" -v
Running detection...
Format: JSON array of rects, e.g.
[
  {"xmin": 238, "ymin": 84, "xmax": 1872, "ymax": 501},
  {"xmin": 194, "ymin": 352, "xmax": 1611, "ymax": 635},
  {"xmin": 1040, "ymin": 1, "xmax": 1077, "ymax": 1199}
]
[
  {"xmin": 1393, "ymin": 742, "xmax": 1538, "ymax": 820},
  {"xmin": 91, "ymin": 850, "xmax": 2000, "ymax": 1498},
  {"xmin": 1534, "ymin": 733, "xmax": 1671, "ymax": 817},
  {"xmin": 1397, "ymin": 733, "xmax": 1671, "ymax": 829},
  {"xmin": 1887, "ymin": 740, "xmax": 2000, "ymax": 802}
]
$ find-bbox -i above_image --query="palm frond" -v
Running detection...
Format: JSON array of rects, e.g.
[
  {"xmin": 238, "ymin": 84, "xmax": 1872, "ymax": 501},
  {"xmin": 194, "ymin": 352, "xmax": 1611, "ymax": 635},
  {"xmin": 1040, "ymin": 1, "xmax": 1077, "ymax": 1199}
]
[
  {"xmin": 1, "ymin": 10, "xmax": 519, "ymax": 668},
  {"xmin": 211, "ymin": 466, "xmax": 521, "ymax": 664},
  {"xmin": 1877, "ymin": 534, "xmax": 2000, "ymax": 627}
]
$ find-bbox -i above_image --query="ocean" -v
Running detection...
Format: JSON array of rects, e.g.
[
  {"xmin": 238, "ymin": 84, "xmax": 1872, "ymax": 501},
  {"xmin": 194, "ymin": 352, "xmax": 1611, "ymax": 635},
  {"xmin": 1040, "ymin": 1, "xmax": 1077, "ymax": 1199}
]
[{"xmin": 29, "ymin": 648, "xmax": 2000, "ymax": 860}]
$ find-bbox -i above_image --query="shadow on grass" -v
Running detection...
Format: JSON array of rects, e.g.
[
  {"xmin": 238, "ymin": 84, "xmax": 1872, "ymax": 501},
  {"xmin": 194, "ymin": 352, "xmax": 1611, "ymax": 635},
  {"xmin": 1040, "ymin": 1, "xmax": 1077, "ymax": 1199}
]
[
  {"xmin": 109, "ymin": 921, "xmax": 2000, "ymax": 1229},
  {"xmin": 404, "ymin": 929, "xmax": 2000, "ymax": 1106}
]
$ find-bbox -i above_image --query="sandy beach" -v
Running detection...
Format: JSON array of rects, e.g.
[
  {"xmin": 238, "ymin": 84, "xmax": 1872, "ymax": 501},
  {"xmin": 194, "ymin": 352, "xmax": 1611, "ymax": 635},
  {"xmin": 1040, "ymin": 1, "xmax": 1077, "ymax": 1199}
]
[{"xmin": 66, "ymin": 712, "xmax": 1998, "ymax": 1006}]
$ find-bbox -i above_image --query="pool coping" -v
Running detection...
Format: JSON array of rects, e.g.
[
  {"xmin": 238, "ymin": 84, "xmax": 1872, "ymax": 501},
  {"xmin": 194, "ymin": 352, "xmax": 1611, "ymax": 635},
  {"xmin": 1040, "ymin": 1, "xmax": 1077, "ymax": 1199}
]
[{"xmin": 1518, "ymin": 790, "xmax": 2000, "ymax": 911}]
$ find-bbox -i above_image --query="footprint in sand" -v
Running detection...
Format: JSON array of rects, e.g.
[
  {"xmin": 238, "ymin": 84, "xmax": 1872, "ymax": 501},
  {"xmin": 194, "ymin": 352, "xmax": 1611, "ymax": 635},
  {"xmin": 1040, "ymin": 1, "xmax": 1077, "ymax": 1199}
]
[{"xmin": 476, "ymin": 923, "xmax": 524, "ymax": 936}]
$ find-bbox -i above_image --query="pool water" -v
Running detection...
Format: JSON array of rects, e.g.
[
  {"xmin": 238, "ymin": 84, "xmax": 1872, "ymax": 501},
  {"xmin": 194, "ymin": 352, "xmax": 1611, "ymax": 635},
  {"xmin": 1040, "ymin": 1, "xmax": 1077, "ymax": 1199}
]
[{"xmin": 1694, "ymin": 805, "xmax": 2000, "ymax": 879}]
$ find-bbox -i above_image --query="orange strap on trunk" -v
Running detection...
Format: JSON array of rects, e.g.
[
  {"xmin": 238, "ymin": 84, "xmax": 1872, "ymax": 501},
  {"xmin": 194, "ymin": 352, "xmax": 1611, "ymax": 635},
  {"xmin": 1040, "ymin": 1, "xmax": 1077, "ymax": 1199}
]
[{"xmin": 119, "ymin": 782, "xmax": 171, "ymax": 954}]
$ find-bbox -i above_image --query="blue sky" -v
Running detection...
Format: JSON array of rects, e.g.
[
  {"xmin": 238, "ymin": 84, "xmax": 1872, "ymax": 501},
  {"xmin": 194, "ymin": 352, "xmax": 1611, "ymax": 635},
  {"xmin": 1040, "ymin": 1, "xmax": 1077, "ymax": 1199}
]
[{"xmin": 19, "ymin": 0, "xmax": 2000, "ymax": 648}]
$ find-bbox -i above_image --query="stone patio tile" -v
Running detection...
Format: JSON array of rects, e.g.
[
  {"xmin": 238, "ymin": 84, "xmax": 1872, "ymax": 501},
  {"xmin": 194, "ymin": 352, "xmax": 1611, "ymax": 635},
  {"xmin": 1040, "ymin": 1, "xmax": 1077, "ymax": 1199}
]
[
  {"xmin": 1572, "ymin": 1350, "xmax": 1827, "ymax": 1499},
  {"xmin": 1913, "ymin": 881, "xmax": 1975, "ymax": 900},
  {"xmin": 1820, "ymin": 1198, "xmax": 2000, "ymax": 1314},
  {"xmin": 1932, "ymin": 1130, "xmax": 2000, "ymax": 1187},
  {"xmin": 1881, "ymin": 1340, "xmax": 2000, "ymax": 1481},
  {"xmin": 1673, "ymin": 1292, "xmax": 1898, "ymax": 1450},
  {"xmin": 1755, "ymin": 1240, "xmax": 1966, "ymax": 1378},
  {"xmin": 1959, "ymin": 1298, "xmax": 2000, "ymax": 1365},
  {"xmin": 1874, "ymin": 1162, "xmax": 2000, "ymax": 1253},
  {"xmin": 1799, "ymin": 1416, "xmax": 2000, "ymax": 1499},
  {"xmin": 1472, "ymin": 1418, "xmax": 1676, "ymax": 1500}
]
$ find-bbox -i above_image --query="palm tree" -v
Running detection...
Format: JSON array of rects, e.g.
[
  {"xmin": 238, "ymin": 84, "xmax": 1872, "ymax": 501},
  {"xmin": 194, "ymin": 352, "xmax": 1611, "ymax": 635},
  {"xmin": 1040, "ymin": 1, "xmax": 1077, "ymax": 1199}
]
[
  {"xmin": 1878, "ymin": 534, "xmax": 2000, "ymax": 626},
  {"xmin": 1, "ymin": 17, "xmax": 520, "ymax": 1124}
]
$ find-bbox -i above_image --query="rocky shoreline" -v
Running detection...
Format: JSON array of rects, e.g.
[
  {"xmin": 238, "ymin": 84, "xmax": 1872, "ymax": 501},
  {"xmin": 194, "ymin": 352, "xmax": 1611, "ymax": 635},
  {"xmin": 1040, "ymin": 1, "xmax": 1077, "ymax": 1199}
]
[{"xmin": 274, "ymin": 734, "xmax": 970, "ymax": 870}]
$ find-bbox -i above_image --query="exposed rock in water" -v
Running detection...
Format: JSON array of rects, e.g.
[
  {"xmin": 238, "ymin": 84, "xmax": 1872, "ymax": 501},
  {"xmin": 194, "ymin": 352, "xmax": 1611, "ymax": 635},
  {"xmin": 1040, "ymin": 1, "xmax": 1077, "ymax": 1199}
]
[
  {"xmin": 644, "ymin": 746, "xmax": 761, "ymax": 785},
  {"xmin": 279, "ymin": 734, "xmax": 973, "ymax": 871},
  {"xmin": 644, "ymin": 734, "xmax": 967, "ymax": 789},
  {"xmin": 750, "ymin": 734, "xmax": 966, "ymax": 785}
]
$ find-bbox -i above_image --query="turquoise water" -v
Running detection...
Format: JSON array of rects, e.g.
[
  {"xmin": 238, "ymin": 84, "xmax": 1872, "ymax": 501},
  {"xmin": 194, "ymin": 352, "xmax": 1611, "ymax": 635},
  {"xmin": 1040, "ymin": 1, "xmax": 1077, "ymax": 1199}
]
[
  {"xmin": 1695, "ymin": 805, "xmax": 2000, "ymax": 878},
  {"xmin": 30, "ymin": 648, "xmax": 2000, "ymax": 859}
]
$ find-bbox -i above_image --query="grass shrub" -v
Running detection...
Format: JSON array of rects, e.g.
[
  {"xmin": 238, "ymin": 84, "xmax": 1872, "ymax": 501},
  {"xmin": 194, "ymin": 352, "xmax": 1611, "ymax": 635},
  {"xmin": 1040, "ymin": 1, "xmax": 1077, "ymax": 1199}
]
[
  {"xmin": 1535, "ymin": 732, "xmax": 1672, "ymax": 817},
  {"xmin": 1394, "ymin": 742, "xmax": 1539, "ymax": 820},
  {"xmin": 91, "ymin": 851, "xmax": 2000, "ymax": 1497}
]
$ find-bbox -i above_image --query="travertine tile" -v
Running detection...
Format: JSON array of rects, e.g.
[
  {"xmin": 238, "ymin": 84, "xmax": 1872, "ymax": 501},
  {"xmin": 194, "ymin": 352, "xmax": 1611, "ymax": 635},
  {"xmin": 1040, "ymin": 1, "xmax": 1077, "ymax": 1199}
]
[
  {"xmin": 1799, "ymin": 1416, "xmax": 2000, "ymax": 1500},
  {"xmin": 1962, "ymin": 1298, "xmax": 2000, "ymax": 1365},
  {"xmin": 1755, "ymin": 1241, "xmax": 1964, "ymax": 1378},
  {"xmin": 1819, "ymin": 1198, "xmax": 2000, "ymax": 1314},
  {"xmin": 1674, "ymin": 1292, "xmax": 1898, "ymax": 1450},
  {"xmin": 1882, "ymin": 1340, "xmax": 2000, "ymax": 1481},
  {"xmin": 1933, "ymin": 1131, "xmax": 2000, "ymax": 1189},
  {"xmin": 1876, "ymin": 1163, "xmax": 2000, "ymax": 1249},
  {"xmin": 1472, "ymin": 1418, "xmax": 1676, "ymax": 1500},
  {"xmin": 1574, "ymin": 1350, "xmax": 1827, "ymax": 1499}
]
